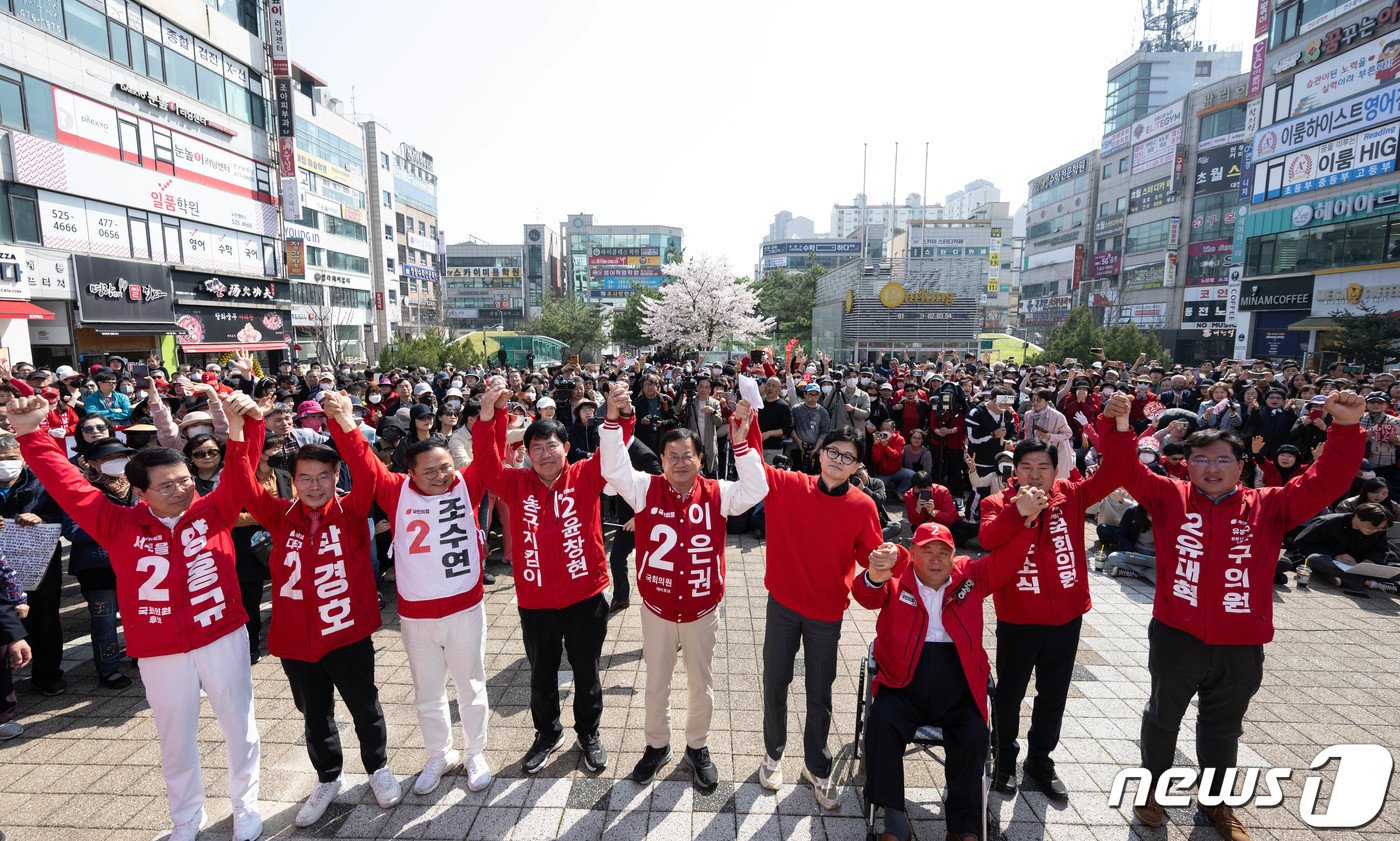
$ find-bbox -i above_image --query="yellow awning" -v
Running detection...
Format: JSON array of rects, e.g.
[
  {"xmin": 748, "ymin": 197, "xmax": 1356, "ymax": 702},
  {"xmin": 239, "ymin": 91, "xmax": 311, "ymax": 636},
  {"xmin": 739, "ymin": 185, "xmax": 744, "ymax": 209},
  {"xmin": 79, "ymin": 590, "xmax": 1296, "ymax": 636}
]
[{"xmin": 1286, "ymin": 316, "xmax": 1340, "ymax": 331}]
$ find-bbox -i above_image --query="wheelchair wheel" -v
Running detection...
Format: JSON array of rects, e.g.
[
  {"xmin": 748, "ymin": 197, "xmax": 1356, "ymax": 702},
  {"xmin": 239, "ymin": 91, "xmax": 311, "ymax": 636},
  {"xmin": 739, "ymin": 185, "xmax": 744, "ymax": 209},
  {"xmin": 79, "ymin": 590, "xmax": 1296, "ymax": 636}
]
[{"xmin": 853, "ymin": 655, "xmax": 868, "ymax": 761}]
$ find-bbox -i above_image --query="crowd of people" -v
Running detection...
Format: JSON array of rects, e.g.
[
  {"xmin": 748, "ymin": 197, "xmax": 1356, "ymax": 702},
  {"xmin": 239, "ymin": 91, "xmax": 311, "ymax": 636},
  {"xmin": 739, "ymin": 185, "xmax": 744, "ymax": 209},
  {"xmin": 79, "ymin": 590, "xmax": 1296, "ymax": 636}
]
[{"xmin": 0, "ymin": 344, "xmax": 1388, "ymax": 841}]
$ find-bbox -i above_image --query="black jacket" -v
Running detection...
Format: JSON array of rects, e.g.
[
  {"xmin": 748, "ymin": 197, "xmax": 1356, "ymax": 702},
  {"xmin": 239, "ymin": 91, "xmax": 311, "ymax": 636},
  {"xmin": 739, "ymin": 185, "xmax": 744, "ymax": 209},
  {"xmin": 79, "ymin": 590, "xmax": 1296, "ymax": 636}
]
[{"xmin": 1291, "ymin": 512, "xmax": 1388, "ymax": 563}]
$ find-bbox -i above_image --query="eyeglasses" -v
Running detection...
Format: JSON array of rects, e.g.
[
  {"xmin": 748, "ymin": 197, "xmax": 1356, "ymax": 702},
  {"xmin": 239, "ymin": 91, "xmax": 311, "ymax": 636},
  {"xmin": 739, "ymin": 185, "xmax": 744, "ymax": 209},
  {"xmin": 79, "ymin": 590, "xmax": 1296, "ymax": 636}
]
[
  {"xmin": 417, "ymin": 464, "xmax": 456, "ymax": 480},
  {"xmin": 81, "ymin": 426, "xmax": 108, "ymax": 435},
  {"xmin": 150, "ymin": 476, "xmax": 195, "ymax": 496},
  {"xmin": 821, "ymin": 446, "xmax": 858, "ymax": 466},
  {"xmin": 1187, "ymin": 456, "xmax": 1238, "ymax": 468},
  {"xmin": 295, "ymin": 473, "xmax": 336, "ymax": 486},
  {"xmin": 664, "ymin": 453, "xmax": 697, "ymax": 465},
  {"xmin": 191, "ymin": 449, "xmax": 220, "ymax": 459}
]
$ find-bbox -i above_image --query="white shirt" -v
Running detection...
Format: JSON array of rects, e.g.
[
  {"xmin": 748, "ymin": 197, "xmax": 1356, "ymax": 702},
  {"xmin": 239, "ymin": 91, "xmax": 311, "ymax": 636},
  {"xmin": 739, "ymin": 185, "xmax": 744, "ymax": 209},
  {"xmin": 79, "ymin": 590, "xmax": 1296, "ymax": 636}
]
[{"xmin": 915, "ymin": 576, "xmax": 952, "ymax": 643}]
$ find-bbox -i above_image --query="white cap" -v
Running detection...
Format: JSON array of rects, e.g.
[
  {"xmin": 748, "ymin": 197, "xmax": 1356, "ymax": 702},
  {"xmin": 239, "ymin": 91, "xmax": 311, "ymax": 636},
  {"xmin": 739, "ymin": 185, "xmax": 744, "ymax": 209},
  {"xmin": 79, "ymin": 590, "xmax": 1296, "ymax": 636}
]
[
  {"xmin": 535, "ymin": 396, "xmax": 556, "ymax": 410},
  {"xmin": 445, "ymin": 387, "xmax": 464, "ymax": 398},
  {"xmin": 54, "ymin": 365, "xmax": 78, "ymax": 380}
]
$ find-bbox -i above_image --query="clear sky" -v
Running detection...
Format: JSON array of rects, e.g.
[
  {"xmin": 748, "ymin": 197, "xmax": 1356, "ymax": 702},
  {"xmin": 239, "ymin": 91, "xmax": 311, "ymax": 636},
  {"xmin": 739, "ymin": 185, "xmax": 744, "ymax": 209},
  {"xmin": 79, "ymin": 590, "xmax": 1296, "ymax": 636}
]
[{"xmin": 286, "ymin": 0, "xmax": 1259, "ymax": 274}]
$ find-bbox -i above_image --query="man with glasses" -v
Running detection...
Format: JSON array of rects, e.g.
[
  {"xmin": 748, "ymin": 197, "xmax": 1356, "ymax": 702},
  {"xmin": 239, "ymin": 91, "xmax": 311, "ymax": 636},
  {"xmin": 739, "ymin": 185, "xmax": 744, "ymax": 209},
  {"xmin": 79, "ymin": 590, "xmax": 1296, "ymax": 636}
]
[
  {"xmin": 82, "ymin": 369, "xmax": 133, "ymax": 426},
  {"xmin": 5, "ymin": 391, "xmax": 266, "ymax": 841},
  {"xmin": 754, "ymin": 424, "xmax": 882, "ymax": 809},
  {"xmin": 600, "ymin": 384, "xmax": 766, "ymax": 792},
  {"xmin": 471, "ymin": 381, "xmax": 616, "ymax": 775},
  {"xmin": 1118, "ymin": 392, "xmax": 1365, "ymax": 841},
  {"xmin": 323, "ymin": 390, "xmax": 500, "ymax": 797},
  {"xmin": 220, "ymin": 406, "xmax": 400, "ymax": 827}
]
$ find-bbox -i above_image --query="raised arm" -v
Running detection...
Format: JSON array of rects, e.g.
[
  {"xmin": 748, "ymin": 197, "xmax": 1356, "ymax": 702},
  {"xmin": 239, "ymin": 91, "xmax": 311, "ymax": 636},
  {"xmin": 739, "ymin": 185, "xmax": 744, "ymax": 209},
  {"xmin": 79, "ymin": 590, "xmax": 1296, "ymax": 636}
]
[
  {"xmin": 1271, "ymin": 392, "xmax": 1366, "ymax": 530},
  {"xmin": 144, "ymin": 385, "xmax": 183, "ymax": 449},
  {"xmin": 324, "ymin": 389, "xmax": 394, "ymax": 511},
  {"xmin": 463, "ymin": 383, "xmax": 511, "ymax": 502},
  {"xmin": 5, "ymin": 396, "xmax": 119, "ymax": 545},
  {"xmin": 208, "ymin": 398, "xmax": 275, "ymax": 527},
  {"xmin": 719, "ymin": 400, "xmax": 768, "ymax": 516},
  {"xmin": 600, "ymin": 384, "xmax": 650, "ymax": 510}
]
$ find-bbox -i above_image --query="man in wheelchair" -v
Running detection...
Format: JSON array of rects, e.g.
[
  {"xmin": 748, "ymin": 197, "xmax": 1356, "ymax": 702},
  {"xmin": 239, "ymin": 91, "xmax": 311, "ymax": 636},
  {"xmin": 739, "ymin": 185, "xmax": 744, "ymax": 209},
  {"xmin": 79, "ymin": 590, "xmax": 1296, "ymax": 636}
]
[{"xmin": 854, "ymin": 487, "xmax": 1048, "ymax": 841}]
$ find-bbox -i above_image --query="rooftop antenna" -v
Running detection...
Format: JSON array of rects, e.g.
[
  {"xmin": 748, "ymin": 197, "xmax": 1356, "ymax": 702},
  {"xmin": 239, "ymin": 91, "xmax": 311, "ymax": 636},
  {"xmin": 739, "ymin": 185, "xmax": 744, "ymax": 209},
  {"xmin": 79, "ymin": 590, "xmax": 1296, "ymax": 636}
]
[{"xmin": 1140, "ymin": 0, "xmax": 1200, "ymax": 52}]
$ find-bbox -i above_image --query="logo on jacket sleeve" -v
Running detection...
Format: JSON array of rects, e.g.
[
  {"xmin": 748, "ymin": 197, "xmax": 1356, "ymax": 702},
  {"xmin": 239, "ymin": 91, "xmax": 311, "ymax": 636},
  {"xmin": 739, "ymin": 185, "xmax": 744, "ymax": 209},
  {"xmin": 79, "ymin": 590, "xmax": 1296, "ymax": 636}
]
[{"xmin": 954, "ymin": 579, "xmax": 975, "ymax": 602}]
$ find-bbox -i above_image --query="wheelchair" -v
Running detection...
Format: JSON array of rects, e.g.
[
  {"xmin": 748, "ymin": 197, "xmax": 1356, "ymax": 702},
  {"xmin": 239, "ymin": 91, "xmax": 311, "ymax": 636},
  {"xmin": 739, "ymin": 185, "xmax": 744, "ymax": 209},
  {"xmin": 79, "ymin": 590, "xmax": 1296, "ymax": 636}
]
[{"xmin": 853, "ymin": 642, "xmax": 997, "ymax": 841}]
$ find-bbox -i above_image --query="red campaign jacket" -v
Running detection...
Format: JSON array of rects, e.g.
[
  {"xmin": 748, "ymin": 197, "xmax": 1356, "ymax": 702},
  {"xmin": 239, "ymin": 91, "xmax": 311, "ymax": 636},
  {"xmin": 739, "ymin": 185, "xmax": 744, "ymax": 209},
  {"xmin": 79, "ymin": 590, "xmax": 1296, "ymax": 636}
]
[
  {"xmin": 903, "ymin": 485, "xmax": 959, "ymax": 528},
  {"xmin": 476, "ymin": 411, "xmax": 611, "ymax": 611},
  {"xmin": 1129, "ymin": 392, "xmax": 1162, "ymax": 424},
  {"xmin": 634, "ymin": 471, "xmax": 729, "ymax": 622},
  {"xmin": 1060, "ymin": 394, "xmax": 1099, "ymax": 441},
  {"xmin": 852, "ymin": 522, "xmax": 1038, "ymax": 723},
  {"xmin": 224, "ymin": 417, "xmax": 381, "ymax": 662},
  {"xmin": 1121, "ymin": 422, "xmax": 1364, "ymax": 645},
  {"xmin": 871, "ymin": 432, "xmax": 906, "ymax": 475},
  {"xmin": 18, "ymin": 427, "xmax": 251, "ymax": 658},
  {"xmin": 979, "ymin": 415, "xmax": 1136, "ymax": 627}
]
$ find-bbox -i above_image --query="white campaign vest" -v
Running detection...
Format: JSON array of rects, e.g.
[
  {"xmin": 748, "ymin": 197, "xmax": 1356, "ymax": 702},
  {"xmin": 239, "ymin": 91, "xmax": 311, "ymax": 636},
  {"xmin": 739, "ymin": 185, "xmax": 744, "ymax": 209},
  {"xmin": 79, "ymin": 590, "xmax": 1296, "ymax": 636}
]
[{"xmin": 390, "ymin": 477, "xmax": 483, "ymax": 603}]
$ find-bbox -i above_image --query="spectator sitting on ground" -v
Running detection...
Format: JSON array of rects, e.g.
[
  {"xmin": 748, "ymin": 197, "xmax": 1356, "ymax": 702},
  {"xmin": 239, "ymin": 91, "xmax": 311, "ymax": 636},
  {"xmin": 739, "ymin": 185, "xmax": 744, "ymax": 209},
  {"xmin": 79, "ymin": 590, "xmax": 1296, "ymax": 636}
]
[
  {"xmin": 1104, "ymin": 504, "xmax": 1157, "ymax": 583},
  {"xmin": 1088, "ymin": 488, "xmax": 1136, "ymax": 551},
  {"xmin": 1287, "ymin": 504, "xmax": 1393, "ymax": 594},
  {"xmin": 1335, "ymin": 477, "xmax": 1400, "ymax": 522}
]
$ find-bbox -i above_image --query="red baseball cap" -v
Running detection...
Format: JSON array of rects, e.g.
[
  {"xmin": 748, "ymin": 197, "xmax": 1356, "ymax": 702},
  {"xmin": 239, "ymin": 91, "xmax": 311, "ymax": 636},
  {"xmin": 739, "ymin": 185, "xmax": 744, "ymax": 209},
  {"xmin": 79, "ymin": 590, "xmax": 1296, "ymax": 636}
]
[
  {"xmin": 40, "ymin": 387, "xmax": 59, "ymax": 402},
  {"xmin": 201, "ymin": 372, "xmax": 220, "ymax": 385},
  {"xmin": 911, "ymin": 522, "xmax": 954, "ymax": 548}
]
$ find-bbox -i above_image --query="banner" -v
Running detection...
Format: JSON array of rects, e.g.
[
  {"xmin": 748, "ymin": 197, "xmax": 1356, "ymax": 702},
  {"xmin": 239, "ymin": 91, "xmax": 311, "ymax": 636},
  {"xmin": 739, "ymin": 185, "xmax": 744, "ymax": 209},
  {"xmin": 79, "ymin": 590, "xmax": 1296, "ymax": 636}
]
[
  {"xmin": 1128, "ymin": 176, "xmax": 1177, "ymax": 213},
  {"xmin": 1091, "ymin": 251, "xmax": 1121, "ymax": 278},
  {"xmin": 1249, "ymin": 39, "xmax": 1268, "ymax": 98},
  {"xmin": 1132, "ymin": 127, "xmax": 1183, "ymax": 174},
  {"xmin": 285, "ymin": 237, "xmax": 305, "ymax": 279},
  {"xmin": 1254, "ymin": 123, "xmax": 1400, "ymax": 203},
  {"xmin": 1252, "ymin": 81, "xmax": 1400, "ymax": 163},
  {"xmin": 1195, "ymin": 143, "xmax": 1247, "ymax": 196},
  {"xmin": 267, "ymin": 3, "xmax": 290, "ymax": 75},
  {"xmin": 1256, "ymin": 0, "xmax": 1271, "ymax": 38}
]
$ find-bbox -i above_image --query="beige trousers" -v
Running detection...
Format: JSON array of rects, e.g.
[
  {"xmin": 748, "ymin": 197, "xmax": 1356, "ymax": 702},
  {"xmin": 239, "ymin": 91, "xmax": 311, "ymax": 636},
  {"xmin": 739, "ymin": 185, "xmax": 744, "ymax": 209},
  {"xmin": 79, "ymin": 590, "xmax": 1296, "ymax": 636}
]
[{"xmin": 640, "ymin": 606, "xmax": 720, "ymax": 750}]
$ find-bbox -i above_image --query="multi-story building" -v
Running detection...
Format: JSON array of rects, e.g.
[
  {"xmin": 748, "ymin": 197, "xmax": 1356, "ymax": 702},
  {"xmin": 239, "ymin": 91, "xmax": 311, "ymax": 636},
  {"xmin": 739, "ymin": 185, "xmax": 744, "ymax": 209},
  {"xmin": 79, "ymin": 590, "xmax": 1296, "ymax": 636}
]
[
  {"xmin": 1234, "ymin": 0, "xmax": 1400, "ymax": 364},
  {"xmin": 362, "ymin": 120, "xmax": 442, "ymax": 353},
  {"xmin": 0, "ymin": 0, "xmax": 285, "ymax": 369},
  {"xmin": 563, "ymin": 213, "xmax": 682, "ymax": 314},
  {"xmin": 831, "ymin": 193, "xmax": 940, "ymax": 239},
  {"xmin": 1020, "ymin": 153, "xmax": 1099, "ymax": 343},
  {"xmin": 757, "ymin": 237, "xmax": 862, "ymax": 279},
  {"xmin": 944, "ymin": 180, "xmax": 1001, "ymax": 220},
  {"xmin": 287, "ymin": 64, "xmax": 373, "ymax": 365},
  {"xmin": 522, "ymin": 222, "xmax": 565, "ymax": 319},
  {"xmin": 1104, "ymin": 47, "xmax": 1244, "ymax": 136},
  {"xmin": 442, "ymin": 240, "xmax": 526, "ymax": 334},
  {"xmin": 767, "ymin": 210, "xmax": 816, "ymax": 242}
]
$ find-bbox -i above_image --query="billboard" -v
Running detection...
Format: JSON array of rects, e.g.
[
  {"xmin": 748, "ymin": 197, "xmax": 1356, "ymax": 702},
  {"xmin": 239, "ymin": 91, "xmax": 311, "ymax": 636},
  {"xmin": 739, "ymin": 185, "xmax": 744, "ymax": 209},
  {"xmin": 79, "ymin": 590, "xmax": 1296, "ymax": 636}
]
[
  {"xmin": 1252, "ymin": 81, "xmax": 1400, "ymax": 163},
  {"xmin": 1091, "ymin": 250, "xmax": 1121, "ymax": 278},
  {"xmin": 1249, "ymin": 39, "xmax": 1268, "ymax": 98},
  {"xmin": 1132, "ymin": 127, "xmax": 1184, "ymax": 174},
  {"xmin": 1273, "ymin": 36, "xmax": 1400, "ymax": 120},
  {"xmin": 1271, "ymin": 8, "xmax": 1400, "ymax": 83},
  {"xmin": 1030, "ymin": 156, "xmax": 1092, "ymax": 196},
  {"xmin": 1251, "ymin": 122, "xmax": 1400, "ymax": 202},
  {"xmin": 1093, "ymin": 213, "xmax": 1126, "ymax": 239},
  {"xmin": 1182, "ymin": 285, "xmax": 1231, "ymax": 328},
  {"xmin": 1123, "ymin": 262, "xmax": 1166, "ymax": 291},
  {"xmin": 1185, "ymin": 239, "xmax": 1233, "ymax": 286},
  {"xmin": 1194, "ymin": 143, "xmax": 1247, "ymax": 196},
  {"xmin": 761, "ymin": 241, "xmax": 860, "ymax": 256},
  {"xmin": 1103, "ymin": 99, "xmax": 1185, "ymax": 156},
  {"xmin": 1128, "ymin": 176, "xmax": 1177, "ymax": 213}
]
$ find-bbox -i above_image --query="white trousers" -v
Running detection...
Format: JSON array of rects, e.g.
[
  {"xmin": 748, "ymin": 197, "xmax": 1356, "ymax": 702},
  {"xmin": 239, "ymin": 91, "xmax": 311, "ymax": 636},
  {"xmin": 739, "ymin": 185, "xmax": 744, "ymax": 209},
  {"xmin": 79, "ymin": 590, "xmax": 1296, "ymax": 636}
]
[
  {"xmin": 138, "ymin": 626, "xmax": 260, "ymax": 824},
  {"xmin": 401, "ymin": 601, "xmax": 488, "ymax": 760}
]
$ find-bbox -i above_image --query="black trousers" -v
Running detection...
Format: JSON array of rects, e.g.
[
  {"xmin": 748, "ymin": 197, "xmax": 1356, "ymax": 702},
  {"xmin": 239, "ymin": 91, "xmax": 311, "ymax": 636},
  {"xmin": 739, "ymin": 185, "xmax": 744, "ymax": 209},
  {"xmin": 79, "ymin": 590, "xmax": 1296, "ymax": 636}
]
[
  {"xmin": 234, "ymin": 549, "xmax": 268, "ymax": 657},
  {"xmin": 865, "ymin": 642, "xmax": 986, "ymax": 839},
  {"xmin": 994, "ymin": 616, "xmax": 1081, "ymax": 770},
  {"xmin": 0, "ymin": 643, "xmax": 15, "ymax": 724},
  {"xmin": 761, "ymin": 595, "xmax": 842, "ymax": 778},
  {"xmin": 280, "ymin": 636, "xmax": 389, "ymax": 782},
  {"xmin": 21, "ymin": 553, "xmax": 62, "ymax": 685},
  {"xmin": 606, "ymin": 496, "xmax": 635, "ymax": 603},
  {"xmin": 518, "ymin": 593, "xmax": 609, "ymax": 739},
  {"xmin": 1141, "ymin": 620, "xmax": 1264, "ymax": 797}
]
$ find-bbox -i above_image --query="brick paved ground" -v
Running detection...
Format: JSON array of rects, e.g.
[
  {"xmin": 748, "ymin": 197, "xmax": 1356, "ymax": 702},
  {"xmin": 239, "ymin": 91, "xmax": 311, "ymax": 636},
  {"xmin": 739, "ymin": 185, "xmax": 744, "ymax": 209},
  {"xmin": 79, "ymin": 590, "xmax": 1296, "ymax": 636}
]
[{"xmin": 1, "ymin": 526, "xmax": 1398, "ymax": 840}]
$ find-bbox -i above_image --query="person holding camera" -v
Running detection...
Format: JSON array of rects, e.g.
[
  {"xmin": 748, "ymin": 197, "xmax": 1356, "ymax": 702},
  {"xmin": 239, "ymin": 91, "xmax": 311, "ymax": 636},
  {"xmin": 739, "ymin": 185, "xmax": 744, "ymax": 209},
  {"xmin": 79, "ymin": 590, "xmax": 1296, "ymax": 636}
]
[{"xmin": 678, "ymin": 374, "xmax": 724, "ymax": 478}]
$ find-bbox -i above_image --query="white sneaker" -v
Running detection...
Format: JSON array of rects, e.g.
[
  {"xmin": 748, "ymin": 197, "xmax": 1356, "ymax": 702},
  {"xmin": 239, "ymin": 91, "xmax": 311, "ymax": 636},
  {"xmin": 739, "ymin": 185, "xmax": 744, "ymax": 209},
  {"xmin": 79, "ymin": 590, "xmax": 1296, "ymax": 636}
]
[
  {"xmin": 0, "ymin": 721, "xmax": 21, "ymax": 740},
  {"xmin": 162, "ymin": 808, "xmax": 206, "ymax": 841},
  {"xmin": 295, "ymin": 778, "xmax": 342, "ymax": 827},
  {"xmin": 758, "ymin": 754, "xmax": 783, "ymax": 790},
  {"xmin": 465, "ymin": 753, "xmax": 493, "ymax": 792},
  {"xmin": 369, "ymin": 766, "xmax": 403, "ymax": 808},
  {"xmin": 801, "ymin": 766, "xmax": 843, "ymax": 810},
  {"xmin": 231, "ymin": 808, "xmax": 262, "ymax": 841},
  {"xmin": 413, "ymin": 751, "xmax": 458, "ymax": 795}
]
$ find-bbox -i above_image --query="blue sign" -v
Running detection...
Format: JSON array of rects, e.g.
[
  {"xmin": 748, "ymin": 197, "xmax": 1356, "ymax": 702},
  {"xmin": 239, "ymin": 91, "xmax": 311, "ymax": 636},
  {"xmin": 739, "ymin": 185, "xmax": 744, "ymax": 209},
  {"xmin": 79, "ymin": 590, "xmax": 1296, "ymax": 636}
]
[
  {"xmin": 601, "ymin": 275, "xmax": 663, "ymax": 290},
  {"xmin": 761, "ymin": 241, "xmax": 861, "ymax": 256},
  {"xmin": 402, "ymin": 263, "xmax": 438, "ymax": 282}
]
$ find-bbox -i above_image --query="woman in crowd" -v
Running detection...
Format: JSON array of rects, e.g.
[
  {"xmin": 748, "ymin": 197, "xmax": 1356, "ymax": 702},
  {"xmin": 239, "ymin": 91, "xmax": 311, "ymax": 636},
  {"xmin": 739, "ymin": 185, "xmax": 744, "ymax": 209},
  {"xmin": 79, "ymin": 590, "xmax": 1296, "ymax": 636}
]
[
  {"xmin": 184, "ymin": 434, "xmax": 225, "ymax": 496},
  {"xmin": 391, "ymin": 402, "xmax": 439, "ymax": 473}
]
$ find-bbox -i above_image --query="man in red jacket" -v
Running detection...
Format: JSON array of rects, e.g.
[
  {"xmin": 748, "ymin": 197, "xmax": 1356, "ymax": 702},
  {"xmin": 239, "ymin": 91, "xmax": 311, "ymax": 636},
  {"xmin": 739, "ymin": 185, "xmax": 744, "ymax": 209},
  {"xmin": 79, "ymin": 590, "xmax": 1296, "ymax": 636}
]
[
  {"xmin": 979, "ymin": 392, "xmax": 1135, "ymax": 799},
  {"xmin": 1120, "ymin": 391, "xmax": 1365, "ymax": 841},
  {"xmin": 326, "ymin": 392, "xmax": 502, "ymax": 797},
  {"xmin": 856, "ymin": 491, "xmax": 1047, "ymax": 841},
  {"xmin": 221, "ymin": 404, "xmax": 399, "ymax": 827},
  {"xmin": 472, "ymin": 382, "xmax": 613, "ymax": 776},
  {"xmin": 7, "ymin": 392, "xmax": 265, "ymax": 841},
  {"xmin": 757, "ymin": 422, "xmax": 883, "ymax": 810},
  {"xmin": 600, "ymin": 384, "xmax": 767, "ymax": 793}
]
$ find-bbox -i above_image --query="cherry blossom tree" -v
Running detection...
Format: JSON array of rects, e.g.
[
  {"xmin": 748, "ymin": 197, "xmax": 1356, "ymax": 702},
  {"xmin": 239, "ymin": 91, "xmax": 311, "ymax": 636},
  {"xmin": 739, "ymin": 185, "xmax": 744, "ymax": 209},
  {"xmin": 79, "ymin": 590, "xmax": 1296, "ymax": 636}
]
[{"xmin": 640, "ymin": 254, "xmax": 775, "ymax": 351}]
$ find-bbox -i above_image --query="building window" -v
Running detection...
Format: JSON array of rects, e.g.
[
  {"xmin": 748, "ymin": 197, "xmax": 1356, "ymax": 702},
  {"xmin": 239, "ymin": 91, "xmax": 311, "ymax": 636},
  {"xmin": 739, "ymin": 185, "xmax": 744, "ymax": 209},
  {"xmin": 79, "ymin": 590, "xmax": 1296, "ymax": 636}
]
[
  {"xmin": 384, "ymin": 224, "xmax": 393, "ymax": 240},
  {"xmin": 164, "ymin": 49, "xmax": 198, "ymax": 98},
  {"xmin": 13, "ymin": 0, "xmax": 64, "ymax": 38},
  {"xmin": 21, "ymin": 75, "xmax": 55, "ymax": 140},
  {"xmin": 1125, "ymin": 218, "xmax": 1172, "ymax": 253},
  {"xmin": 382, "ymin": 190, "xmax": 391, "ymax": 208},
  {"xmin": 1116, "ymin": 196, "xmax": 1127, "ymax": 212},
  {"xmin": 380, "ymin": 151, "xmax": 389, "ymax": 170},
  {"xmin": 395, "ymin": 213, "xmax": 405, "ymax": 234},
  {"xmin": 1119, "ymin": 157, "xmax": 1130, "ymax": 173},
  {"xmin": 1099, "ymin": 201, "xmax": 1110, "ymax": 216},
  {"xmin": 62, "ymin": 0, "xmax": 107, "ymax": 56},
  {"xmin": 417, "ymin": 220, "xmax": 425, "ymax": 235},
  {"xmin": 8, "ymin": 187, "xmax": 39, "ymax": 244},
  {"xmin": 1195, "ymin": 61, "xmax": 1212, "ymax": 77},
  {"xmin": 0, "ymin": 71, "xmax": 22, "ymax": 131}
]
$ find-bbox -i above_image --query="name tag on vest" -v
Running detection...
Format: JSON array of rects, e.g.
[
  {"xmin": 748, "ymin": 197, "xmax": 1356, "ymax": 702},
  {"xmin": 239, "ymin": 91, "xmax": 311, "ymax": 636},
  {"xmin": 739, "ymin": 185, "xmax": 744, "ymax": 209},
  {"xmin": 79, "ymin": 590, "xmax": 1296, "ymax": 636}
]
[{"xmin": 899, "ymin": 590, "xmax": 917, "ymax": 606}]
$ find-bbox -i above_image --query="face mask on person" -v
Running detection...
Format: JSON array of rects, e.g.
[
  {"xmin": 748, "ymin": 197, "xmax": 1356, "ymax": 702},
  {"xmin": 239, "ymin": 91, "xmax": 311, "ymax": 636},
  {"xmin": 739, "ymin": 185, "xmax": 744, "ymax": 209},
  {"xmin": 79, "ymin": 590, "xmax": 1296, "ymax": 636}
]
[
  {"xmin": 845, "ymin": 378, "xmax": 857, "ymax": 389},
  {"xmin": 0, "ymin": 460, "xmax": 22, "ymax": 482},
  {"xmin": 99, "ymin": 458, "xmax": 129, "ymax": 477},
  {"xmin": 1138, "ymin": 452, "xmax": 1157, "ymax": 464},
  {"xmin": 451, "ymin": 380, "xmax": 463, "ymax": 389},
  {"xmin": 300, "ymin": 417, "xmax": 325, "ymax": 432},
  {"xmin": 860, "ymin": 377, "xmax": 871, "ymax": 386},
  {"xmin": 805, "ymin": 366, "xmax": 817, "ymax": 375},
  {"xmin": 185, "ymin": 424, "xmax": 213, "ymax": 438},
  {"xmin": 120, "ymin": 385, "xmax": 133, "ymax": 395},
  {"xmin": 780, "ymin": 389, "xmax": 788, "ymax": 398},
  {"xmin": 369, "ymin": 392, "xmax": 382, "ymax": 404},
  {"xmin": 997, "ymin": 463, "xmax": 1013, "ymax": 476},
  {"xmin": 821, "ymin": 385, "xmax": 834, "ymax": 395}
]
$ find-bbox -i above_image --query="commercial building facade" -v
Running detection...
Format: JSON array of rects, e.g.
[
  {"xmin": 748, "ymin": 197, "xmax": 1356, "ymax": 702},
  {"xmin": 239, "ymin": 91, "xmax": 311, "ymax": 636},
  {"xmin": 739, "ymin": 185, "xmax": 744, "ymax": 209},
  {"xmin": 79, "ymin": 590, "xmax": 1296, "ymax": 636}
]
[
  {"xmin": 1020, "ymin": 152, "xmax": 1099, "ymax": 343},
  {"xmin": 0, "ymin": 0, "xmax": 284, "ymax": 369},
  {"xmin": 442, "ymin": 240, "xmax": 526, "ymax": 334},
  {"xmin": 563, "ymin": 213, "xmax": 682, "ymax": 313}
]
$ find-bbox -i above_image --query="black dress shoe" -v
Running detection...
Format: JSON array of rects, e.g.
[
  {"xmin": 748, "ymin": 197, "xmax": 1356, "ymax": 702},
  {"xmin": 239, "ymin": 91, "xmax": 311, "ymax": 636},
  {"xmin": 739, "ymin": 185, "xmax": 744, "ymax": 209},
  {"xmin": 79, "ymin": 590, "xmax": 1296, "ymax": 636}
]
[
  {"xmin": 608, "ymin": 596, "xmax": 630, "ymax": 614},
  {"xmin": 1024, "ymin": 760, "xmax": 1068, "ymax": 800},
  {"xmin": 684, "ymin": 746, "xmax": 719, "ymax": 794},
  {"xmin": 631, "ymin": 745, "xmax": 672, "ymax": 784},
  {"xmin": 991, "ymin": 767, "xmax": 1018, "ymax": 794}
]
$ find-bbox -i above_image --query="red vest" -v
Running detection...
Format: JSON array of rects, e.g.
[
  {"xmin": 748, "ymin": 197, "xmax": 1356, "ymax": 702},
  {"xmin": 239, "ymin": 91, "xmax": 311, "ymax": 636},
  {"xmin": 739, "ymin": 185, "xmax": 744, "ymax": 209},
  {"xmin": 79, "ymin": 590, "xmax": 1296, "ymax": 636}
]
[{"xmin": 635, "ymin": 474, "xmax": 727, "ymax": 623}]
